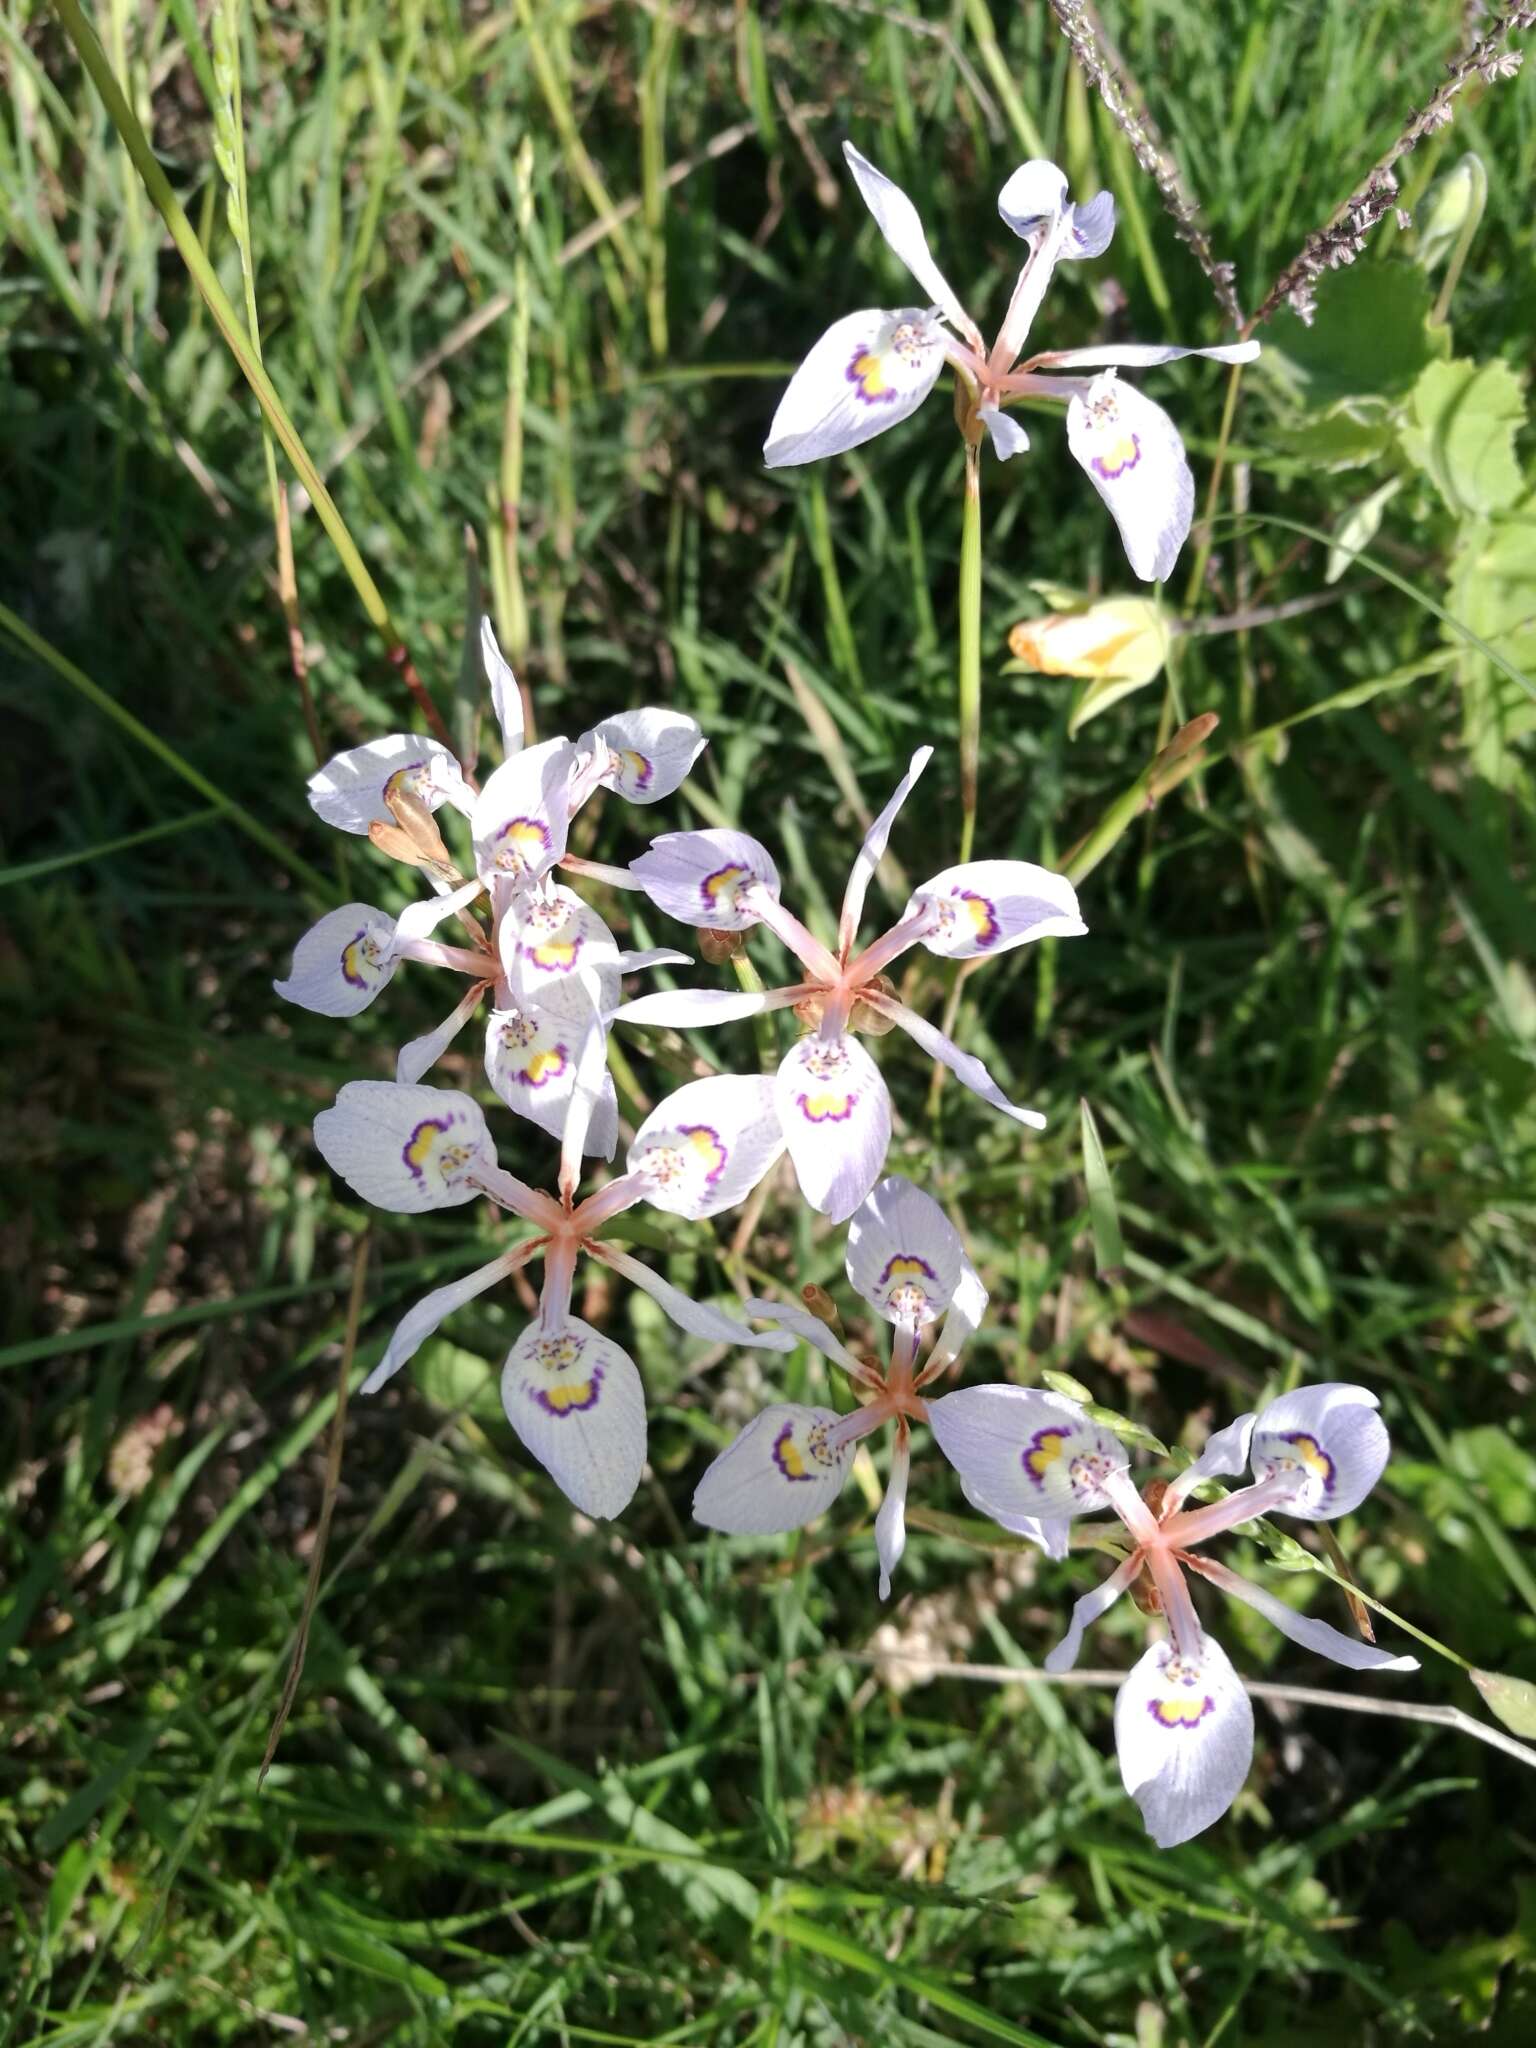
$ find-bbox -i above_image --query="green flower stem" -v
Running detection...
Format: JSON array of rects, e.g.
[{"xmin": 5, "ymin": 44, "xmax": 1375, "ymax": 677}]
[
  {"xmin": 51, "ymin": 0, "xmax": 453, "ymax": 755},
  {"xmin": 731, "ymin": 947, "xmax": 780, "ymax": 1073},
  {"xmin": 957, "ymin": 439, "xmax": 982, "ymax": 864}
]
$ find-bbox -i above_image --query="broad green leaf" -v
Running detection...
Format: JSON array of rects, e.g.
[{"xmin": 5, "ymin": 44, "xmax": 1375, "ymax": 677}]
[
  {"xmin": 1400, "ymin": 357, "xmax": 1527, "ymax": 516},
  {"xmin": 414, "ymin": 1339, "xmax": 504, "ymax": 1425},
  {"xmin": 1266, "ymin": 403, "xmax": 1399, "ymax": 472},
  {"xmin": 1471, "ymin": 1669, "xmax": 1536, "ymax": 1740},
  {"xmin": 1267, "ymin": 264, "xmax": 1448, "ymax": 406},
  {"xmin": 1079, "ymin": 1098, "xmax": 1125, "ymax": 1276}
]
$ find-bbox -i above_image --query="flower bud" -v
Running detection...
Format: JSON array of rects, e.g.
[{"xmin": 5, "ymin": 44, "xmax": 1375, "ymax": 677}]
[{"xmin": 698, "ymin": 927, "xmax": 745, "ymax": 964}]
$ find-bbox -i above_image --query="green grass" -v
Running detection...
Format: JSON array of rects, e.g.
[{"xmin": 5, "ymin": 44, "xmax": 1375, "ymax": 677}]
[{"xmin": 4, "ymin": 0, "xmax": 1536, "ymax": 2039}]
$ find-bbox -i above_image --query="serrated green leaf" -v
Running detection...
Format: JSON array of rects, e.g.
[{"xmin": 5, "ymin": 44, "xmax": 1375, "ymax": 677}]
[
  {"xmin": 1400, "ymin": 357, "xmax": 1527, "ymax": 516},
  {"xmin": 1267, "ymin": 264, "xmax": 1449, "ymax": 406},
  {"xmin": 1266, "ymin": 403, "xmax": 1399, "ymax": 472},
  {"xmin": 1079, "ymin": 1099, "xmax": 1125, "ymax": 1276},
  {"xmin": 1471, "ymin": 1668, "xmax": 1536, "ymax": 1740}
]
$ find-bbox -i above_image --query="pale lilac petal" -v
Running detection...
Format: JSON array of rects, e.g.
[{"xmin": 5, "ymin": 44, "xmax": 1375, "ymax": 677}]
[
  {"xmin": 764, "ymin": 308, "xmax": 948, "ymax": 467},
  {"xmin": 1186, "ymin": 1556, "xmax": 1419, "ymax": 1673},
  {"xmin": 1115, "ymin": 1633, "xmax": 1254, "ymax": 1847},
  {"xmin": 1043, "ymin": 1552, "xmax": 1145, "ymax": 1672},
  {"xmin": 925, "ymin": 1257, "xmax": 988, "ymax": 1377},
  {"xmin": 1163, "ymin": 1412, "xmax": 1257, "ymax": 1512},
  {"xmin": 613, "ymin": 947, "xmax": 693, "ymax": 975},
  {"xmin": 307, "ymin": 734, "xmax": 470, "ymax": 834},
  {"xmin": 615, "ymin": 985, "xmax": 804, "ymax": 1030},
  {"xmin": 274, "ymin": 903, "xmax": 399, "ymax": 1017},
  {"xmin": 875, "ymin": 1433, "xmax": 911, "ymax": 1600},
  {"xmin": 1248, "ymin": 1383, "xmax": 1391, "ymax": 1522},
  {"xmin": 580, "ymin": 707, "xmax": 706, "ymax": 805},
  {"xmin": 925, "ymin": 1385, "xmax": 1128, "ymax": 1520},
  {"xmin": 501, "ymin": 1315, "xmax": 647, "ymax": 1519},
  {"xmin": 693, "ymin": 1403, "xmax": 852, "ymax": 1534},
  {"xmin": 590, "ymin": 1240, "xmax": 794, "ymax": 1352},
  {"xmin": 471, "ymin": 736, "xmax": 578, "ymax": 885},
  {"xmin": 903, "ymin": 859, "xmax": 1086, "ymax": 960},
  {"xmin": 560, "ymin": 1004, "xmax": 616, "ymax": 1195},
  {"xmin": 396, "ymin": 982, "xmax": 488, "ymax": 1085},
  {"xmin": 838, "ymin": 746, "xmax": 933, "ymax": 952},
  {"xmin": 979, "ymin": 405, "xmax": 1030, "ymax": 460},
  {"xmin": 1066, "ymin": 374, "xmax": 1193, "ymax": 583},
  {"xmin": 958, "ymin": 1477, "xmax": 1071, "ymax": 1558},
  {"xmin": 843, "ymin": 142, "xmax": 976, "ymax": 338},
  {"xmin": 774, "ymin": 1034, "xmax": 892, "ymax": 1222},
  {"xmin": 392, "ymin": 877, "xmax": 487, "ymax": 946},
  {"xmin": 480, "ymin": 616, "xmax": 524, "ymax": 757},
  {"xmin": 486, "ymin": 1003, "xmax": 617, "ymax": 1160},
  {"xmin": 1039, "ymin": 340, "xmax": 1259, "ymax": 371},
  {"xmin": 313, "ymin": 1080, "xmax": 496, "ymax": 1212},
  {"xmin": 844, "ymin": 1175, "xmax": 962, "ymax": 1328},
  {"xmin": 500, "ymin": 886, "xmax": 621, "ymax": 1021},
  {"xmin": 629, "ymin": 1072, "xmax": 787, "ymax": 1220},
  {"xmin": 996, "ymin": 160, "xmax": 1071, "ymax": 240},
  {"xmin": 876, "ymin": 995, "xmax": 1046, "ymax": 1129},
  {"xmin": 362, "ymin": 1246, "xmax": 531, "ymax": 1395},
  {"xmin": 629, "ymin": 828, "xmax": 780, "ymax": 930},
  {"xmin": 739, "ymin": 1298, "xmax": 870, "ymax": 1380}
]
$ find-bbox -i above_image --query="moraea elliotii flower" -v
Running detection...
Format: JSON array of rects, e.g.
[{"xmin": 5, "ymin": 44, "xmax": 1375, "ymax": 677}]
[
  {"xmin": 764, "ymin": 143, "xmax": 1257, "ymax": 581},
  {"xmin": 312, "ymin": 1069, "xmax": 793, "ymax": 1518},
  {"xmin": 929, "ymin": 1380, "xmax": 1417, "ymax": 1845},
  {"xmin": 614, "ymin": 747, "xmax": 1083, "ymax": 1221}
]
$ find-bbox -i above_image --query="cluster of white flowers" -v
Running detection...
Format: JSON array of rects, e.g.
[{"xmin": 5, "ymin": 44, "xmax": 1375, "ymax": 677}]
[{"xmin": 277, "ymin": 145, "xmax": 1414, "ymax": 1846}]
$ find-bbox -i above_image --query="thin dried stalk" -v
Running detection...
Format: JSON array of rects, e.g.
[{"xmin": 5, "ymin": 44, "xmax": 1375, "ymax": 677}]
[
  {"xmin": 1046, "ymin": 0, "xmax": 1243, "ymax": 327},
  {"xmin": 1250, "ymin": 4, "xmax": 1532, "ymax": 327},
  {"xmin": 846, "ymin": 1652, "xmax": 1536, "ymax": 1771}
]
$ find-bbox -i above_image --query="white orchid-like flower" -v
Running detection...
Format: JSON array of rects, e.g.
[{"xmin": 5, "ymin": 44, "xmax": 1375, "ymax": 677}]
[
  {"xmin": 275, "ymin": 619, "xmax": 703, "ymax": 1156},
  {"xmin": 312, "ymin": 1068, "xmax": 796, "ymax": 1519},
  {"xmin": 925, "ymin": 1381, "xmax": 1417, "ymax": 1846},
  {"xmin": 614, "ymin": 746, "xmax": 1083, "ymax": 1222},
  {"xmin": 764, "ymin": 143, "xmax": 1259, "ymax": 581},
  {"xmin": 694, "ymin": 1176, "xmax": 1023, "ymax": 1597}
]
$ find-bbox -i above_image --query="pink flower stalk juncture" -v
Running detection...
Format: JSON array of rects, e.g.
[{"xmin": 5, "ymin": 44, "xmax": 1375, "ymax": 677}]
[
  {"xmin": 313, "ymin": 1066, "xmax": 795, "ymax": 1518},
  {"xmin": 275, "ymin": 618, "xmax": 702, "ymax": 1156},
  {"xmin": 614, "ymin": 747, "xmax": 1085, "ymax": 1221},
  {"xmin": 925, "ymin": 1381, "xmax": 1418, "ymax": 1845},
  {"xmin": 764, "ymin": 143, "xmax": 1258, "ymax": 580},
  {"xmin": 693, "ymin": 1177, "xmax": 1005, "ymax": 1597}
]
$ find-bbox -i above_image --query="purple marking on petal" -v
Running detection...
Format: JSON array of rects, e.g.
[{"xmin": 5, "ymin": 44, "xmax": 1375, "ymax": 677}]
[
  {"xmin": 1022, "ymin": 1426, "xmax": 1072, "ymax": 1486},
  {"xmin": 402, "ymin": 1115, "xmax": 452, "ymax": 1181},
  {"xmin": 845, "ymin": 345, "xmax": 901, "ymax": 408},
  {"xmin": 1091, "ymin": 432, "xmax": 1142, "ymax": 481},
  {"xmin": 1278, "ymin": 1430, "xmax": 1337, "ymax": 1495},
  {"xmin": 340, "ymin": 928, "xmax": 376, "ymax": 989},
  {"xmin": 532, "ymin": 1360, "xmax": 605, "ymax": 1417},
  {"xmin": 878, "ymin": 1252, "xmax": 938, "ymax": 1287},
  {"xmin": 1147, "ymin": 1691, "xmax": 1215, "ymax": 1730},
  {"xmin": 772, "ymin": 1421, "xmax": 816, "ymax": 1483}
]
